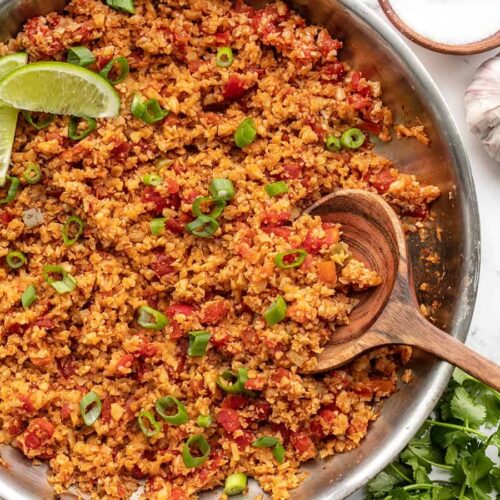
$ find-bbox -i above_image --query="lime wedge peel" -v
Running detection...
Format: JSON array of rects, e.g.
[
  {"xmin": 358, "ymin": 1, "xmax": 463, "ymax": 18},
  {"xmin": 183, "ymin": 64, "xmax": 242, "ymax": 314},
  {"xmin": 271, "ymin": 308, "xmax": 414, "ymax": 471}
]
[
  {"xmin": 0, "ymin": 53, "xmax": 28, "ymax": 187},
  {"xmin": 0, "ymin": 62, "xmax": 121, "ymax": 118}
]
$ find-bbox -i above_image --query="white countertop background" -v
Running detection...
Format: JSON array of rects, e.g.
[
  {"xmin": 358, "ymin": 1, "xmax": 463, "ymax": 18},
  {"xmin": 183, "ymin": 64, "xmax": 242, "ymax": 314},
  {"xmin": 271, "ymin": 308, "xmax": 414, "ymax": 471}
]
[{"xmin": 350, "ymin": 1, "xmax": 500, "ymax": 498}]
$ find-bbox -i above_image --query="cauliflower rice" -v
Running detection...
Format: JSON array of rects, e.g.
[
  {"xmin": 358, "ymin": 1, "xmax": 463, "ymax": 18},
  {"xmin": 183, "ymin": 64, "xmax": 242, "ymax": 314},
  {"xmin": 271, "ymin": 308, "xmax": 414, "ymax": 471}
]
[{"xmin": 0, "ymin": 0, "xmax": 440, "ymax": 498}]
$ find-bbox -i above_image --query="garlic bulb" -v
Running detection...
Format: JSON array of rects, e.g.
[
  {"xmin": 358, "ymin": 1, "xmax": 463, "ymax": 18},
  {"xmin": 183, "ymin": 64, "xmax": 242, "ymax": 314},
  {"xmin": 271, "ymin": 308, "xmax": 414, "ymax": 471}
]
[{"xmin": 465, "ymin": 53, "xmax": 500, "ymax": 162}]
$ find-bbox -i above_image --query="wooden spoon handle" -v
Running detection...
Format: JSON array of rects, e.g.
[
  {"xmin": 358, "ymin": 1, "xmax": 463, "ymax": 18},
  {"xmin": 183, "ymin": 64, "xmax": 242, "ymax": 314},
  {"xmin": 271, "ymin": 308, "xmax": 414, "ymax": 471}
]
[{"xmin": 409, "ymin": 317, "xmax": 500, "ymax": 392}]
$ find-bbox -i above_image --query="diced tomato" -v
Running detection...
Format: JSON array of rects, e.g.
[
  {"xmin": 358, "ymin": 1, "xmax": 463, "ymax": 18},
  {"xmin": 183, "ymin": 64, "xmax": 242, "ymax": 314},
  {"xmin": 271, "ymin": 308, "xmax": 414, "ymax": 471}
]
[
  {"xmin": 309, "ymin": 418, "xmax": 324, "ymax": 438},
  {"xmin": 235, "ymin": 430, "xmax": 255, "ymax": 450},
  {"xmin": 318, "ymin": 261, "xmax": 337, "ymax": 284},
  {"xmin": 211, "ymin": 329, "xmax": 229, "ymax": 349},
  {"xmin": 201, "ymin": 301, "xmax": 227, "ymax": 325},
  {"xmin": 141, "ymin": 187, "xmax": 180, "ymax": 214},
  {"xmin": 61, "ymin": 404, "xmax": 71, "ymax": 420},
  {"xmin": 164, "ymin": 178, "xmax": 180, "ymax": 194},
  {"xmin": 57, "ymin": 356, "xmax": 75, "ymax": 378},
  {"xmin": 359, "ymin": 120, "xmax": 382, "ymax": 136},
  {"xmin": 253, "ymin": 400, "xmax": 272, "ymax": 421},
  {"xmin": 271, "ymin": 367, "xmax": 290, "ymax": 383},
  {"xmin": 320, "ymin": 61, "xmax": 346, "ymax": 82},
  {"xmin": 19, "ymin": 395, "xmax": 35, "ymax": 413},
  {"xmin": 136, "ymin": 340, "xmax": 157, "ymax": 358},
  {"xmin": 349, "ymin": 94, "xmax": 372, "ymax": 110},
  {"xmin": 215, "ymin": 30, "xmax": 231, "ymax": 46},
  {"xmin": 316, "ymin": 31, "xmax": 342, "ymax": 58},
  {"xmin": 370, "ymin": 168, "xmax": 395, "ymax": 194},
  {"xmin": 216, "ymin": 408, "xmax": 241, "ymax": 433},
  {"xmin": 152, "ymin": 254, "xmax": 175, "ymax": 277},
  {"xmin": 170, "ymin": 487, "xmax": 188, "ymax": 500},
  {"xmin": 290, "ymin": 431, "xmax": 314, "ymax": 452},
  {"xmin": 302, "ymin": 230, "xmax": 323, "ymax": 254},
  {"xmin": 322, "ymin": 223, "xmax": 340, "ymax": 245},
  {"xmin": 116, "ymin": 353, "xmax": 134, "ymax": 370},
  {"xmin": 101, "ymin": 397, "xmax": 114, "ymax": 424},
  {"xmin": 318, "ymin": 408, "xmax": 336, "ymax": 423},
  {"xmin": 223, "ymin": 75, "xmax": 246, "ymax": 101},
  {"xmin": 169, "ymin": 319, "xmax": 184, "ymax": 341},
  {"xmin": 35, "ymin": 317, "xmax": 54, "ymax": 330},
  {"xmin": 110, "ymin": 140, "xmax": 130, "ymax": 160},
  {"xmin": 8, "ymin": 418, "xmax": 23, "ymax": 436},
  {"xmin": 350, "ymin": 71, "xmax": 362, "ymax": 91},
  {"xmin": 221, "ymin": 394, "xmax": 247, "ymax": 410},
  {"xmin": 166, "ymin": 213, "xmax": 190, "ymax": 234},
  {"xmin": 0, "ymin": 210, "xmax": 13, "ymax": 225},
  {"xmin": 183, "ymin": 190, "xmax": 200, "ymax": 204},
  {"xmin": 281, "ymin": 162, "xmax": 303, "ymax": 180},
  {"xmin": 244, "ymin": 378, "xmax": 265, "ymax": 391},
  {"xmin": 261, "ymin": 210, "xmax": 291, "ymax": 226},
  {"xmin": 24, "ymin": 418, "xmax": 54, "ymax": 450},
  {"xmin": 166, "ymin": 303, "xmax": 196, "ymax": 318},
  {"xmin": 261, "ymin": 226, "xmax": 292, "ymax": 239}
]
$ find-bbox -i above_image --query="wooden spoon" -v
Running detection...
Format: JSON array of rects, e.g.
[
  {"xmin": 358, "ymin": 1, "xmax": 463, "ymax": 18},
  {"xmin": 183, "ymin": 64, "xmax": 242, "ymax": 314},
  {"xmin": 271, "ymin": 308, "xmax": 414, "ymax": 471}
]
[{"xmin": 303, "ymin": 189, "xmax": 500, "ymax": 391}]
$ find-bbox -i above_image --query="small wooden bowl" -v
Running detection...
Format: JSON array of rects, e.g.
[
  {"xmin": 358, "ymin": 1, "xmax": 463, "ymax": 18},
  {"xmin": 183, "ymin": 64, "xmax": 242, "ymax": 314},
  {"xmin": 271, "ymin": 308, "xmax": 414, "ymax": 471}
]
[{"xmin": 379, "ymin": 0, "xmax": 500, "ymax": 55}]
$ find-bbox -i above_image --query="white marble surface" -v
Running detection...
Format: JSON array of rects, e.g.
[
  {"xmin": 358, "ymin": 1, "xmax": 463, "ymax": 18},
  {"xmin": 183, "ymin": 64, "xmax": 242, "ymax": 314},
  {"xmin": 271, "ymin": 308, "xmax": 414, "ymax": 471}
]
[{"xmin": 349, "ymin": 1, "xmax": 500, "ymax": 498}]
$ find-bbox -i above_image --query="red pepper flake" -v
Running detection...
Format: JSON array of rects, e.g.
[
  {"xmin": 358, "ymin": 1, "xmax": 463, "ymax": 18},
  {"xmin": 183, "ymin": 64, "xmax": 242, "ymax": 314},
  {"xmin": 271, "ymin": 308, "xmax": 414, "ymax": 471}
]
[
  {"xmin": 253, "ymin": 400, "xmax": 272, "ymax": 421},
  {"xmin": 166, "ymin": 303, "xmax": 197, "ymax": 318},
  {"xmin": 101, "ymin": 397, "xmax": 115, "ymax": 424},
  {"xmin": 281, "ymin": 162, "xmax": 303, "ymax": 180},
  {"xmin": 215, "ymin": 30, "xmax": 231, "ymax": 46},
  {"xmin": 35, "ymin": 316, "xmax": 54, "ymax": 330},
  {"xmin": 223, "ymin": 75, "xmax": 246, "ymax": 101},
  {"xmin": 216, "ymin": 408, "xmax": 241, "ymax": 433},
  {"xmin": 166, "ymin": 213, "xmax": 191, "ymax": 234}
]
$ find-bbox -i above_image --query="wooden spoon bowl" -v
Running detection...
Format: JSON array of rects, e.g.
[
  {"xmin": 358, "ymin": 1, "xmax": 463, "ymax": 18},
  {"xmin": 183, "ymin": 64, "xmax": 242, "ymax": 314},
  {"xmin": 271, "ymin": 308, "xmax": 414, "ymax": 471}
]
[
  {"xmin": 304, "ymin": 189, "xmax": 500, "ymax": 391},
  {"xmin": 379, "ymin": 0, "xmax": 500, "ymax": 55}
]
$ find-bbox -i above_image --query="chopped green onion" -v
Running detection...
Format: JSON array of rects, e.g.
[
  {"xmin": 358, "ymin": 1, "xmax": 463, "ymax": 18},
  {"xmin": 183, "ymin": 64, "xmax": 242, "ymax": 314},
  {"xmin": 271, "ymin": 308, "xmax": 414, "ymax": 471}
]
[
  {"xmin": 62, "ymin": 215, "xmax": 84, "ymax": 246},
  {"xmin": 253, "ymin": 436, "xmax": 279, "ymax": 448},
  {"xmin": 131, "ymin": 94, "xmax": 169, "ymax": 124},
  {"xmin": 23, "ymin": 164, "xmax": 42, "ymax": 185},
  {"xmin": 196, "ymin": 414, "xmax": 213, "ymax": 428},
  {"xmin": 234, "ymin": 117, "xmax": 257, "ymax": 148},
  {"xmin": 105, "ymin": 0, "xmax": 135, "ymax": 14},
  {"xmin": 209, "ymin": 179, "xmax": 235, "ymax": 201},
  {"xmin": 264, "ymin": 296, "xmax": 287, "ymax": 326},
  {"xmin": 182, "ymin": 434, "xmax": 211, "ymax": 468},
  {"xmin": 188, "ymin": 330, "xmax": 211, "ymax": 357},
  {"xmin": 99, "ymin": 56, "xmax": 129, "ymax": 85},
  {"xmin": 137, "ymin": 411, "xmax": 161, "ymax": 437},
  {"xmin": 143, "ymin": 173, "xmax": 162, "ymax": 186},
  {"xmin": 21, "ymin": 111, "xmax": 55, "ymax": 130},
  {"xmin": 6, "ymin": 250, "xmax": 26, "ymax": 269},
  {"xmin": 68, "ymin": 116, "xmax": 96, "ymax": 141},
  {"xmin": 224, "ymin": 472, "xmax": 248, "ymax": 496},
  {"xmin": 42, "ymin": 264, "xmax": 78, "ymax": 294},
  {"xmin": 21, "ymin": 284, "xmax": 37, "ymax": 309},
  {"xmin": 137, "ymin": 305, "xmax": 168, "ymax": 330},
  {"xmin": 192, "ymin": 196, "xmax": 226, "ymax": 219},
  {"xmin": 325, "ymin": 135, "xmax": 341, "ymax": 152},
  {"xmin": 265, "ymin": 181, "xmax": 288, "ymax": 197},
  {"xmin": 150, "ymin": 217, "xmax": 166, "ymax": 236},
  {"xmin": 156, "ymin": 396, "xmax": 188, "ymax": 425},
  {"xmin": 253, "ymin": 436, "xmax": 285, "ymax": 463},
  {"xmin": 67, "ymin": 46, "xmax": 95, "ymax": 67},
  {"xmin": 216, "ymin": 368, "xmax": 248, "ymax": 394},
  {"xmin": 216, "ymin": 47, "xmax": 234, "ymax": 68},
  {"xmin": 274, "ymin": 249, "xmax": 308, "ymax": 269},
  {"xmin": 273, "ymin": 441, "xmax": 286, "ymax": 463},
  {"xmin": 79, "ymin": 390, "xmax": 102, "ymax": 426},
  {"xmin": 0, "ymin": 176, "xmax": 20, "ymax": 204},
  {"xmin": 186, "ymin": 215, "xmax": 219, "ymax": 238},
  {"xmin": 340, "ymin": 128, "xmax": 366, "ymax": 149}
]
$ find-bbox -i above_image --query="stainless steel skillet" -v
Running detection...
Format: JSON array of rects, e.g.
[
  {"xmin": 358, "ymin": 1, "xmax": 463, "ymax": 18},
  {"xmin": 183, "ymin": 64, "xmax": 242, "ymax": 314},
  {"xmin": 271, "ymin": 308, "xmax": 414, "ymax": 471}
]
[{"xmin": 0, "ymin": 0, "xmax": 480, "ymax": 498}]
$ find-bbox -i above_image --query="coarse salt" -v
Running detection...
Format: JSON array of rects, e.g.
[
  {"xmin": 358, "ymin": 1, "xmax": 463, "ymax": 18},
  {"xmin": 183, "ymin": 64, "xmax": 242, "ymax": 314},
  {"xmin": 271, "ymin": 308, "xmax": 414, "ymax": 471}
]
[{"xmin": 389, "ymin": 0, "xmax": 500, "ymax": 45}]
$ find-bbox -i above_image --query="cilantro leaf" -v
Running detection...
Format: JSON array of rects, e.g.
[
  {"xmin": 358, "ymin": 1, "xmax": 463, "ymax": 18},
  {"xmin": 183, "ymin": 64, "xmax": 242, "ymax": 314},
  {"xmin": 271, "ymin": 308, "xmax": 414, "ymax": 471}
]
[
  {"xmin": 450, "ymin": 386, "xmax": 486, "ymax": 428},
  {"xmin": 367, "ymin": 462, "xmax": 411, "ymax": 497},
  {"xmin": 452, "ymin": 448, "xmax": 494, "ymax": 500},
  {"xmin": 490, "ymin": 466, "xmax": 500, "ymax": 491},
  {"xmin": 431, "ymin": 486, "xmax": 456, "ymax": 500}
]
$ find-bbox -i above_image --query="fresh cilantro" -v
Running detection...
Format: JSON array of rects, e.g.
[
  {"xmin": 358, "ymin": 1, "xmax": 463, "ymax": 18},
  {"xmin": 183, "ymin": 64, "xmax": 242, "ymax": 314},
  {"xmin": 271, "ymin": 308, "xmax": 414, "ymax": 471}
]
[{"xmin": 366, "ymin": 369, "xmax": 499, "ymax": 500}]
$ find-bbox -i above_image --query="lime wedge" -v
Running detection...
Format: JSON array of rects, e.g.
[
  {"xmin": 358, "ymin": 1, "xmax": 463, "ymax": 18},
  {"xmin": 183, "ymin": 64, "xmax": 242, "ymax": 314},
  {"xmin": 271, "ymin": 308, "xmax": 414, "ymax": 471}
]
[
  {"xmin": 0, "ymin": 62, "xmax": 121, "ymax": 118},
  {"xmin": 0, "ymin": 53, "xmax": 28, "ymax": 186}
]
